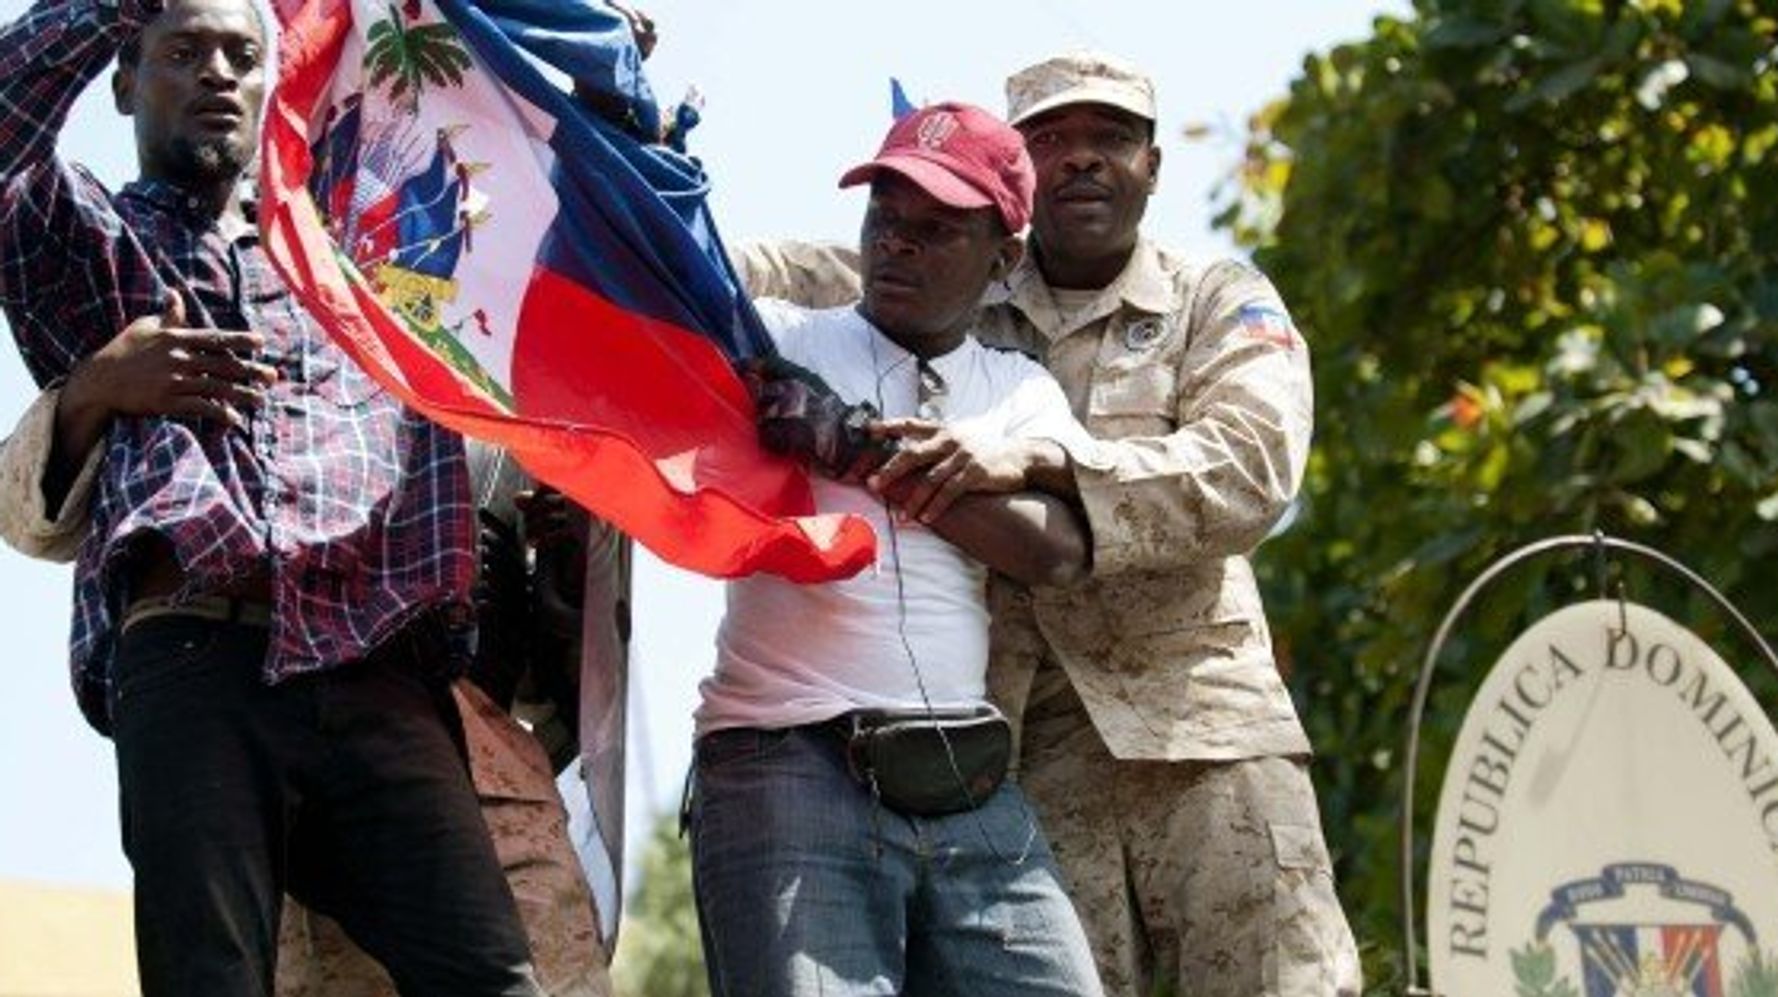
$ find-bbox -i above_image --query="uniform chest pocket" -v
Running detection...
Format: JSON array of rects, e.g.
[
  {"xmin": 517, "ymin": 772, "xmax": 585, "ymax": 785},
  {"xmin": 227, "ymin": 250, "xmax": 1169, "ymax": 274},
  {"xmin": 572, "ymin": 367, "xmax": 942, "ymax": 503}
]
[
  {"xmin": 1087, "ymin": 319, "xmax": 1181, "ymax": 429},
  {"xmin": 1087, "ymin": 358, "xmax": 1178, "ymax": 434}
]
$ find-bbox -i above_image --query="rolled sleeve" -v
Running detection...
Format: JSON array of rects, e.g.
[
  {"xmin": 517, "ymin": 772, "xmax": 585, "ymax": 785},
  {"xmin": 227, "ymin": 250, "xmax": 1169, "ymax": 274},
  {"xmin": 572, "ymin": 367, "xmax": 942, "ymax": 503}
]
[
  {"xmin": 1078, "ymin": 262, "xmax": 1313, "ymax": 577},
  {"xmin": 0, "ymin": 385, "xmax": 98, "ymax": 562}
]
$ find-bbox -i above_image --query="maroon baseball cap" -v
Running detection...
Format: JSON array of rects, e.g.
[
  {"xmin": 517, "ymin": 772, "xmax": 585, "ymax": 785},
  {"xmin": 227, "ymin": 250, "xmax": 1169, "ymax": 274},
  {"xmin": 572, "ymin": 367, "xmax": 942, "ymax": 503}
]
[{"xmin": 839, "ymin": 101, "xmax": 1035, "ymax": 233}]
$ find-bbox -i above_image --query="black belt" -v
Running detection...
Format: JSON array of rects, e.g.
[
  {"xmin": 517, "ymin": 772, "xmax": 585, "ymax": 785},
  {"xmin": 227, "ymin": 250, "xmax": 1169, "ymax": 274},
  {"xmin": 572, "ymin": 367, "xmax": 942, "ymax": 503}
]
[
  {"xmin": 119, "ymin": 594, "xmax": 272, "ymax": 633},
  {"xmin": 694, "ymin": 708, "xmax": 1010, "ymax": 818}
]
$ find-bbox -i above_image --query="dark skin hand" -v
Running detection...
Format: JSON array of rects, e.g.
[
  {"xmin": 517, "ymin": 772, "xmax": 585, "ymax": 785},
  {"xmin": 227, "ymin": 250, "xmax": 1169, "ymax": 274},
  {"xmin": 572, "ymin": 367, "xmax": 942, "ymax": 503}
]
[
  {"xmin": 569, "ymin": 3, "xmax": 659, "ymax": 137},
  {"xmin": 864, "ymin": 418, "xmax": 1077, "ymax": 524},
  {"xmin": 55, "ymin": 0, "xmax": 274, "ymax": 512},
  {"xmin": 840, "ymin": 177, "xmax": 1075, "ymax": 528},
  {"xmin": 745, "ymin": 161, "xmax": 1084, "ymax": 583},
  {"xmin": 46, "ymin": 291, "xmax": 275, "ymax": 518},
  {"xmin": 812, "ymin": 424, "xmax": 1088, "ymax": 587},
  {"xmin": 515, "ymin": 486, "xmax": 587, "ymax": 554}
]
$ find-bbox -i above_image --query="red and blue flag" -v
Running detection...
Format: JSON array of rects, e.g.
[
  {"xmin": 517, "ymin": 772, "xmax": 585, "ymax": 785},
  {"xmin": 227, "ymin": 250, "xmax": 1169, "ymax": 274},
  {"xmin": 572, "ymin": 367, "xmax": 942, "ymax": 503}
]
[{"xmin": 259, "ymin": 0, "xmax": 876, "ymax": 583}]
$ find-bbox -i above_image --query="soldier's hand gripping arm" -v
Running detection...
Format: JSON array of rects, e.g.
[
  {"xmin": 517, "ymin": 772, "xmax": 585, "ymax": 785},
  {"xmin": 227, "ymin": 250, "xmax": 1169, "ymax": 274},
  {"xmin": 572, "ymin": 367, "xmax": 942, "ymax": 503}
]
[
  {"xmin": 869, "ymin": 262, "xmax": 1312, "ymax": 578},
  {"xmin": 747, "ymin": 356, "xmax": 1090, "ymax": 588}
]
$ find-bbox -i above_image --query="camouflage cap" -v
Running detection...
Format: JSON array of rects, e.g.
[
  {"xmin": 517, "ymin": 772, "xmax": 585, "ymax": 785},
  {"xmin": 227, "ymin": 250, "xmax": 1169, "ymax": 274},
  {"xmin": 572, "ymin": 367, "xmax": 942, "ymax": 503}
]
[{"xmin": 1005, "ymin": 51, "xmax": 1156, "ymax": 127}]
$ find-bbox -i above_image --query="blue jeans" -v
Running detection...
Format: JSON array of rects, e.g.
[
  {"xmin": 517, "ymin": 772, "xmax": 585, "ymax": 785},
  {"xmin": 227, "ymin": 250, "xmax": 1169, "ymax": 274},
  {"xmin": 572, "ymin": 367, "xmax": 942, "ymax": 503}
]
[{"xmin": 690, "ymin": 724, "xmax": 1104, "ymax": 997}]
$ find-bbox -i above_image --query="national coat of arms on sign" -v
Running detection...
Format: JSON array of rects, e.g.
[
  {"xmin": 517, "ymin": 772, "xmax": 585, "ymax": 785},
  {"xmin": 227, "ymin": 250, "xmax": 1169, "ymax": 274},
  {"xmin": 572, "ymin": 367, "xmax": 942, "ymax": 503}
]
[{"xmin": 1511, "ymin": 863, "xmax": 1776, "ymax": 997}]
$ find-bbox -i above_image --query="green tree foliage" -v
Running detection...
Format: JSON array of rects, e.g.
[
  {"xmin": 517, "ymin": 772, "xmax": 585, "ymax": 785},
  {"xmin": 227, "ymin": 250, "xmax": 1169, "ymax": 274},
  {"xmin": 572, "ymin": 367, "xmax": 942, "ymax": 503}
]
[
  {"xmin": 1218, "ymin": 0, "xmax": 1778, "ymax": 988},
  {"xmin": 611, "ymin": 815, "xmax": 709, "ymax": 997}
]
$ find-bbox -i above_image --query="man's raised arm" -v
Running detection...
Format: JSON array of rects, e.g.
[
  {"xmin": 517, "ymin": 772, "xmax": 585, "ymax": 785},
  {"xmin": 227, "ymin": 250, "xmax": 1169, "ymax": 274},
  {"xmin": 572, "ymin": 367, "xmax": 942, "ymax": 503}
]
[
  {"xmin": 0, "ymin": 0, "xmax": 173, "ymax": 392},
  {"xmin": 0, "ymin": 0, "xmax": 155, "ymax": 184}
]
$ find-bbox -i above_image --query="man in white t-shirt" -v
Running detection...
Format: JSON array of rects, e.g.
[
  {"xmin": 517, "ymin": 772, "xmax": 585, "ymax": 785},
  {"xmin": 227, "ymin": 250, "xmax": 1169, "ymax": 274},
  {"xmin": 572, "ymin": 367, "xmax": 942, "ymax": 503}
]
[{"xmin": 687, "ymin": 102, "xmax": 1104, "ymax": 997}]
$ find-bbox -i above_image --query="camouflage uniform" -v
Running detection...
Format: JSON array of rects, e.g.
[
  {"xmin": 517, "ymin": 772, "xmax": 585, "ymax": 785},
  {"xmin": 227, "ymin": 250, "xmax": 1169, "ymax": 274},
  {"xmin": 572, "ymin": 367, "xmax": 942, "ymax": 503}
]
[
  {"xmin": 0, "ymin": 389, "xmax": 611, "ymax": 997},
  {"xmin": 735, "ymin": 239, "xmax": 1361, "ymax": 995},
  {"xmin": 731, "ymin": 240, "xmax": 863, "ymax": 312},
  {"xmin": 975, "ymin": 243, "xmax": 1360, "ymax": 997}
]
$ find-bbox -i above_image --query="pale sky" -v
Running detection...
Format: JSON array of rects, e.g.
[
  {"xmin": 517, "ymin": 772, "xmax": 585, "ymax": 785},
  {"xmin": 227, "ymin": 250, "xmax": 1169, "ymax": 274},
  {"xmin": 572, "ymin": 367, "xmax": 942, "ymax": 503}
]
[{"xmin": 0, "ymin": 0, "xmax": 1404, "ymax": 890}]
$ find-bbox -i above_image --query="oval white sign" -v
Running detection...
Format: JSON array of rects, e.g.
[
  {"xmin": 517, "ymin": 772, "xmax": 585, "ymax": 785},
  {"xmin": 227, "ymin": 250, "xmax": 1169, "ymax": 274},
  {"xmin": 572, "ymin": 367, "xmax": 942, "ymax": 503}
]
[{"xmin": 1427, "ymin": 600, "xmax": 1778, "ymax": 997}]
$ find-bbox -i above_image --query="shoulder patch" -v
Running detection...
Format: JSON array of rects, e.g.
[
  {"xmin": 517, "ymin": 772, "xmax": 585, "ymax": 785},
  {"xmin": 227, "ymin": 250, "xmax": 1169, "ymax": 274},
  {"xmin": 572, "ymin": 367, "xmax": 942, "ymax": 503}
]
[
  {"xmin": 1123, "ymin": 316, "xmax": 1171, "ymax": 351},
  {"xmin": 1236, "ymin": 304, "xmax": 1297, "ymax": 350}
]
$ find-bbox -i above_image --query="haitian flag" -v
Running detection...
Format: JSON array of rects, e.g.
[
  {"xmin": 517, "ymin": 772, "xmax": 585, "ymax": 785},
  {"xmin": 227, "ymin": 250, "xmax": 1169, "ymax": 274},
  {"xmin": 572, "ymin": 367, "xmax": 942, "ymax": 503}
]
[{"xmin": 258, "ymin": 0, "xmax": 877, "ymax": 582}]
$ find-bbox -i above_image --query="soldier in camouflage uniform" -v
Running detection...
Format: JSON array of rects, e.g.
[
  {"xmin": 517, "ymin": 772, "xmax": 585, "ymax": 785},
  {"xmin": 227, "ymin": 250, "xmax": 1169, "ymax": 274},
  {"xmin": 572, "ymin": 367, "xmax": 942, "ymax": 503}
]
[
  {"xmin": 878, "ymin": 53, "xmax": 1361, "ymax": 997},
  {"xmin": 739, "ymin": 52, "xmax": 1362, "ymax": 997}
]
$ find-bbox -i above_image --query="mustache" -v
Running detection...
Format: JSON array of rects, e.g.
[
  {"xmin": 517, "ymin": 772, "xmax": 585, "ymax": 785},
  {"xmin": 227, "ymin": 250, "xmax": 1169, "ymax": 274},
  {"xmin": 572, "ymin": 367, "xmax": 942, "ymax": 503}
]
[{"xmin": 1052, "ymin": 178, "xmax": 1113, "ymax": 200}]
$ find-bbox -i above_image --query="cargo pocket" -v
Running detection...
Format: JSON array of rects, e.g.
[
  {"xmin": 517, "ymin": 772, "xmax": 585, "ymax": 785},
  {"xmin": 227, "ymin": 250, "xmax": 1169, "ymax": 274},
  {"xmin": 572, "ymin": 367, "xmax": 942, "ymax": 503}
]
[
  {"xmin": 1268, "ymin": 821, "xmax": 1361, "ymax": 996},
  {"xmin": 1086, "ymin": 347, "xmax": 1178, "ymax": 438}
]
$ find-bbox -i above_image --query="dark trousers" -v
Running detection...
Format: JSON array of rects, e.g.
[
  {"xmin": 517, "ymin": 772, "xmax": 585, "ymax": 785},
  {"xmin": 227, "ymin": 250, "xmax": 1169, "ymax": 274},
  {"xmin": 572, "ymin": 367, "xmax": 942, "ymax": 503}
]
[{"xmin": 110, "ymin": 614, "xmax": 543, "ymax": 997}]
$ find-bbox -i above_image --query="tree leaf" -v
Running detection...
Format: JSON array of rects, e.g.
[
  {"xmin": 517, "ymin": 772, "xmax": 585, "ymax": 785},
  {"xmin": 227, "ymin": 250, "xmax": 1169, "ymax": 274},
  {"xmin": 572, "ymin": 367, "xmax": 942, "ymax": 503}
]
[
  {"xmin": 1507, "ymin": 56, "xmax": 1604, "ymax": 111},
  {"xmin": 1425, "ymin": 15, "xmax": 1510, "ymax": 49},
  {"xmin": 1687, "ymin": 52, "xmax": 1752, "ymax": 89}
]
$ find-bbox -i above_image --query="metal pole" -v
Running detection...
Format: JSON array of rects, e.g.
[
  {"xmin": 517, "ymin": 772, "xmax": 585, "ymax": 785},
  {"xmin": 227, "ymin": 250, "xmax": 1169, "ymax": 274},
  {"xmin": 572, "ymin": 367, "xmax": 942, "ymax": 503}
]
[{"xmin": 1397, "ymin": 533, "xmax": 1778, "ymax": 994}]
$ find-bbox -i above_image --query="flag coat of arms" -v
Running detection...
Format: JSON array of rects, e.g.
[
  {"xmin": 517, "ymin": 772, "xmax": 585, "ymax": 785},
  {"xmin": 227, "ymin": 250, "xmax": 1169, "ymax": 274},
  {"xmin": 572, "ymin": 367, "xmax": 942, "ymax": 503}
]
[
  {"xmin": 1572, "ymin": 923, "xmax": 1727, "ymax": 997},
  {"xmin": 260, "ymin": 0, "xmax": 877, "ymax": 583}
]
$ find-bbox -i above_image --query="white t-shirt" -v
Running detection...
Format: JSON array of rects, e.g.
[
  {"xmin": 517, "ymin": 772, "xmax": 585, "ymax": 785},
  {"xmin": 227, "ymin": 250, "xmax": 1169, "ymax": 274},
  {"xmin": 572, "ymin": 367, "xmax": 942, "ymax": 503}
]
[{"xmin": 695, "ymin": 301, "xmax": 1091, "ymax": 735}]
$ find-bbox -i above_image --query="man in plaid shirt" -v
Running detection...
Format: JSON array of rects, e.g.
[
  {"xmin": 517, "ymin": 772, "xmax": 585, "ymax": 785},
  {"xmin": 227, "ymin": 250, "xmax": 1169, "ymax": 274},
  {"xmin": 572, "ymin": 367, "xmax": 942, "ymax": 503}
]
[{"xmin": 0, "ymin": 0, "xmax": 545, "ymax": 992}]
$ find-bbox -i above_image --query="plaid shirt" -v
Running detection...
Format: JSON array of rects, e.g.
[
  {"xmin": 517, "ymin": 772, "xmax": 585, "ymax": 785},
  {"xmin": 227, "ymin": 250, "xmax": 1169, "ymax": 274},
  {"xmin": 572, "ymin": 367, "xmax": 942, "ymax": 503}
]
[{"xmin": 0, "ymin": 0, "xmax": 475, "ymax": 734}]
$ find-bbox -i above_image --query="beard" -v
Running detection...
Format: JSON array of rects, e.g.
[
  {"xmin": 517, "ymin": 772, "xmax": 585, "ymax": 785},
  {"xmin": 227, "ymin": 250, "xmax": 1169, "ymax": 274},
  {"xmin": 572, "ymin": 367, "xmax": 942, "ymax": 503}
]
[{"xmin": 166, "ymin": 132, "xmax": 255, "ymax": 185}]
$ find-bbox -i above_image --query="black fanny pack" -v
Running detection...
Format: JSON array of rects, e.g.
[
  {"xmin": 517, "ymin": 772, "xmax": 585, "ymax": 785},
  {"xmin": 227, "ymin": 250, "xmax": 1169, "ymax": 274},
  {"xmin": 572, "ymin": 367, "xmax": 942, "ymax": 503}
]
[{"xmin": 839, "ymin": 706, "xmax": 1012, "ymax": 817}]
